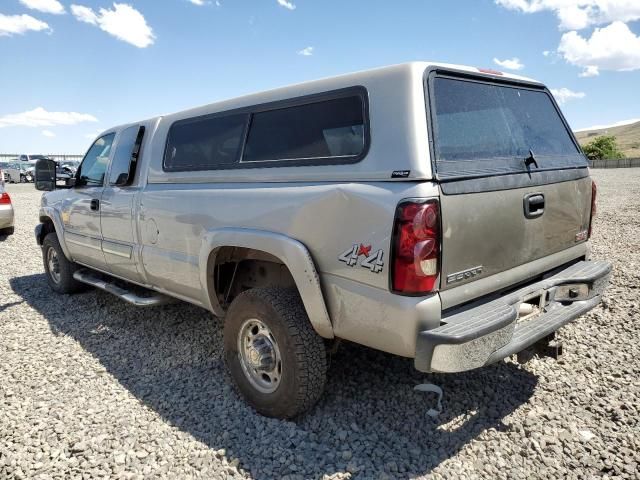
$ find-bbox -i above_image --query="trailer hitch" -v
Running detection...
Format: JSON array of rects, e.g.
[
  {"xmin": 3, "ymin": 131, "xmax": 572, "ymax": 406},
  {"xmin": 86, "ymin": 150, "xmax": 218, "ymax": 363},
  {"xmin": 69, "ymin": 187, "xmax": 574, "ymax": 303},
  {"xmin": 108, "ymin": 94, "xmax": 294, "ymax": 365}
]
[{"xmin": 516, "ymin": 333, "xmax": 564, "ymax": 364}]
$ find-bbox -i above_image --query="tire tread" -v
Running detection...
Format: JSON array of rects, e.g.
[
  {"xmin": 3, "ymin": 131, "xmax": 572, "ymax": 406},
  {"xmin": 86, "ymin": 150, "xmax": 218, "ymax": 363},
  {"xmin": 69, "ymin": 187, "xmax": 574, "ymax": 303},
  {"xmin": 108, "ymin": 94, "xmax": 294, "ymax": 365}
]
[
  {"xmin": 42, "ymin": 232, "xmax": 85, "ymax": 294},
  {"xmin": 224, "ymin": 287, "xmax": 327, "ymax": 418}
]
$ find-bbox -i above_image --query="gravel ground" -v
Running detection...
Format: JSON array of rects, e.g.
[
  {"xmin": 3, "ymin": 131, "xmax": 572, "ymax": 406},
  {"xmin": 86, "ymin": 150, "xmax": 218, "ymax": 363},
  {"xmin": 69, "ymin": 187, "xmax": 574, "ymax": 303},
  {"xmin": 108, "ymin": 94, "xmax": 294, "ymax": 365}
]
[{"xmin": 1, "ymin": 169, "xmax": 639, "ymax": 480}]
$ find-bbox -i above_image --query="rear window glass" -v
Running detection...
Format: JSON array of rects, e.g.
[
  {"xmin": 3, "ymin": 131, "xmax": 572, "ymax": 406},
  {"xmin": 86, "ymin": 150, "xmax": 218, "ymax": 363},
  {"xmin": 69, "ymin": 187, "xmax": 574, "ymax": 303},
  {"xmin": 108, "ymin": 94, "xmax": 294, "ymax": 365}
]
[
  {"xmin": 243, "ymin": 96, "xmax": 365, "ymax": 163},
  {"xmin": 164, "ymin": 114, "xmax": 247, "ymax": 171},
  {"xmin": 431, "ymin": 77, "xmax": 586, "ymax": 178}
]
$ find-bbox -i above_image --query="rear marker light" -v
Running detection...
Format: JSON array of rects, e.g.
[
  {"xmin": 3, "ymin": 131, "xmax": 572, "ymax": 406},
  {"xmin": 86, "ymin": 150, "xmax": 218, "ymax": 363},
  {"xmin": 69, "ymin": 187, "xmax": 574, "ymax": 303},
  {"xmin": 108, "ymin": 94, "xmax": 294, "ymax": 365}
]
[
  {"xmin": 478, "ymin": 68, "xmax": 504, "ymax": 76},
  {"xmin": 392, "ymin": 199, "xmax": 440, "ymax": 295},
  {"xmin": 0, "ymin": 192, "xmax": 11, "ymax": 205}
]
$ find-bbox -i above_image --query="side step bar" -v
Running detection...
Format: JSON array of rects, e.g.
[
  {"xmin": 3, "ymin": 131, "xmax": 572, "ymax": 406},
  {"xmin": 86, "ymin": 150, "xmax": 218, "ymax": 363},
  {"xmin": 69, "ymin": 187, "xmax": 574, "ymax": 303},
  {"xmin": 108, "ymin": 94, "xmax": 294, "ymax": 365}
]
[{"xmin": 73, "ymin": 269, "xmax": 175, "ymax": 307}]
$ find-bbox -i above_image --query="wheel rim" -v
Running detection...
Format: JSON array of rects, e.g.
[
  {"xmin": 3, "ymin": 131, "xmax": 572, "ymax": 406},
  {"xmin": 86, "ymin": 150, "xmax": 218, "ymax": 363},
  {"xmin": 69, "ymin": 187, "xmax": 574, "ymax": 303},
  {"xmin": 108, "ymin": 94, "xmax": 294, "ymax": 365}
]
[
  {"xmin": 237, "ymin": 318, "xmax": 282, "ymax": 394},
  {"xmin": 47, "ymin": 247, "xmax": 61, "ymax": 284}
]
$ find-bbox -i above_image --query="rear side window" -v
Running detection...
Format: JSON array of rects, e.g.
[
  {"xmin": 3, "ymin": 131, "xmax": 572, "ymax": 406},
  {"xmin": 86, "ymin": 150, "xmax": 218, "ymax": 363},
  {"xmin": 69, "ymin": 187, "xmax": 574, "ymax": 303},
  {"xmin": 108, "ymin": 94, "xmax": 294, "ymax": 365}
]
[
  {"xmin": 162, "ymin": 88, "xmax": 368, "ymax": 172},
  {"xmin": 109, "ymin": 125, "xmax": 144, "ymax": 185},
  {"xmin": 431, "ymin": 76, "xmax": 586, "ymax": 179},
  {"xmin": 243, "ymin": 96, "xmax": 365, "ymax": 163},
  {"xmin": 164, "ymin": 114, "xmax": 247, "ymax": 171}
]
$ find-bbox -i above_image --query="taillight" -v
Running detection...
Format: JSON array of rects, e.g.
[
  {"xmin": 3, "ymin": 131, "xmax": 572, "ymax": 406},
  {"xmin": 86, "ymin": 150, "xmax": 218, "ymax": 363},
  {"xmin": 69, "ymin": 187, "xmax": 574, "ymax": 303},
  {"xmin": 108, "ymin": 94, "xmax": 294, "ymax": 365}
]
[
  {"xmin": 588, "ymin": 180, "xmax": 597, "ymax": 238},
  {"xmin": 0, "ymin": 192, "xmax": 11, "ymax": 205},
  {"xmin": 391, "ymin": 199, "xmax": 440, "ymax": 295}
]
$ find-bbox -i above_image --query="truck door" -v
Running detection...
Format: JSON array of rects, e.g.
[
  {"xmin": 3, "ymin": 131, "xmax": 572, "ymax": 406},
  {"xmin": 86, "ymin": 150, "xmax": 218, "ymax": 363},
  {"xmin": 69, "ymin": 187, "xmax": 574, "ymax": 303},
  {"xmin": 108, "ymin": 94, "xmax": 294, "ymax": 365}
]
[
  {"xmin": 62, "ymin": 133, "xmax": 115, "ymax": 270},
  {"xmin": 100, "ymin": 124, "xmax": 146, "ymax": 283}
]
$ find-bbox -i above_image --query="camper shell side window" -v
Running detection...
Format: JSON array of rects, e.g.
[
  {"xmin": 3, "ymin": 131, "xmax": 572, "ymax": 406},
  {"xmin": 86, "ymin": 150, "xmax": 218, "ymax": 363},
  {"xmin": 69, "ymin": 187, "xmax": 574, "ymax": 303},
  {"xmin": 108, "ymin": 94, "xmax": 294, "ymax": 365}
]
[{"xmin": 162, "ymin": 87, "xmax": 370, "ymax": 172}]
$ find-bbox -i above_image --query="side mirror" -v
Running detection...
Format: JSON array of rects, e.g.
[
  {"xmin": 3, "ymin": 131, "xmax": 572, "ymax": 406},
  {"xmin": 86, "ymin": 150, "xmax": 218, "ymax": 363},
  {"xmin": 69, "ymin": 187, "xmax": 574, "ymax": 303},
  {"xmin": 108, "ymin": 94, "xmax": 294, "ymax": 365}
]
[{"xmin": 35, "ymin": 158, "xmax": 57, "ymax": 191}]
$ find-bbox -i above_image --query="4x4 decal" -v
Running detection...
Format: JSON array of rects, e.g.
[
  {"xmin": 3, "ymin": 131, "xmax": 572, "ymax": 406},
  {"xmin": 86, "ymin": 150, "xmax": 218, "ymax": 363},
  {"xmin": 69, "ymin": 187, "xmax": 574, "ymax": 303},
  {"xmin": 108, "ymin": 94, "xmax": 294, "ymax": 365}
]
[{"xmin": 338, "ymin": 244, "xmax": 384, "ymax": 273}]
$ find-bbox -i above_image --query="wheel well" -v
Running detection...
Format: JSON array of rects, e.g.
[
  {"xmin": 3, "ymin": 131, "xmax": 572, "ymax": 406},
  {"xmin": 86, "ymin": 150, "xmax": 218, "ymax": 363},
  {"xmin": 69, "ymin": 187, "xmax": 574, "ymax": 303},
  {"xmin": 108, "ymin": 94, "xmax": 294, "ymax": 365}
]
[
  {"xmin": 210, "ymin": 247, "xmax": 296, "ymax": 310},
  {"xmin": 38, "ymin": 216, "xmax": 56, "ymax": 244}
]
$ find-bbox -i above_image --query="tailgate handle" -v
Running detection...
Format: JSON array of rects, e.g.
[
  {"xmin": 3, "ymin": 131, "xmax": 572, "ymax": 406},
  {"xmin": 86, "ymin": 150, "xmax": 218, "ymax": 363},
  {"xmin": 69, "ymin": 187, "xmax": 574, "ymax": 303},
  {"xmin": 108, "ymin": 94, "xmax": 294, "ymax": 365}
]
[{"xmin": 524, "ymin": 193, "xmax": 544, "ymax": 219}]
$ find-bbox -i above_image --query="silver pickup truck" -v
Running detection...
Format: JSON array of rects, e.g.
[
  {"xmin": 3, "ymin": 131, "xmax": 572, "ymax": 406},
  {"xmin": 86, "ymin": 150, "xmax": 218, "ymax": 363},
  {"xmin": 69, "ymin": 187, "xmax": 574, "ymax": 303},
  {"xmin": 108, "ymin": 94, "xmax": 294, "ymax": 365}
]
[{"xmin": 35, "ymin": 62, "xmax": 611, "ymax": 418}]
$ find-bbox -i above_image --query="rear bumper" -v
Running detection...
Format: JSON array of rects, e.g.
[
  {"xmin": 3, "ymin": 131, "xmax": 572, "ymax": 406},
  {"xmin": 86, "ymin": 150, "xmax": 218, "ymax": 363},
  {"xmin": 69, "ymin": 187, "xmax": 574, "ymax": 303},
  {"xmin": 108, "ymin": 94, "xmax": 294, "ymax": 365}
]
[{"xmin": 415, "ymin": 260, "xmax": 611, "ymax": 373}]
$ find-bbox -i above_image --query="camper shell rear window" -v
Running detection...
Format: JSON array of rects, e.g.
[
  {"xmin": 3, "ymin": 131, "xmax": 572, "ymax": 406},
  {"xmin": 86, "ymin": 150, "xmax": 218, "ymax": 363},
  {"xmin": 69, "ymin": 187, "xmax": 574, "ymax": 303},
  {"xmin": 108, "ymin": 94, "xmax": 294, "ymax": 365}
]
[
  {"xmin": 163, "ymin": 87, "xmax": 369, "ymax": 172},
  {"xmin": 426, "ymin": 72, "xmax": 587, "ymax": 180}
]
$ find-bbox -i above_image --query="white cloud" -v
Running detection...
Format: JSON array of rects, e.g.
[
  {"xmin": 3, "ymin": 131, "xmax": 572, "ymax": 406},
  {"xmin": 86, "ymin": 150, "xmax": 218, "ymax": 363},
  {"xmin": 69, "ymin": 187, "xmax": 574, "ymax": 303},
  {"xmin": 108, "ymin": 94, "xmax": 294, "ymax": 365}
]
[
  {"xmin": 71, "ymin": 3, "xmax": 155, "ymax": 48},
  {"xmin": 19, "ymin": 0, "xmax": 65, "ymax": 15},
  {"xmin": 558, "ymin": 21, "xmax": 640, "ymax": 74},
  {"xmin": 550, "ymin": 87, "xmax": 586, "ymax": 104},
  {"xmin": 495, "ymin": 0, "xmax": 640, "ymax": 30},
  {"xmin": 496, "ymin": 2, "xmax": 640, "ymax": 76},
  {"xmin": 0, "ymin": 14, "xmax": 50, "ymax": 36},
  {"xmin": 277, "ymin": 0, "xmax": 296, "ymax": 10},
  {"xmin": 0, "ymin": 107, "xmax": 98, "ymax": 128},
  {"xmin": 187, "ymin": 0, "xmax": 206, "ymax": 5},
  {"xmin": 42, "ymin": 129, "xmax": 56, "ymax": 137},
  {"xmin": 579, "ymin": 65, "xmax": 600, "ymax": 77},
  {"xmin": 575, "ymin": 117, "xmax": 640, "ymax": 131},
  {"xmin": 297, "ymin": 46, "xmax": 313, "ymax": 56},
  {"xmin": 70, "ymin": 5, "xmax": 97, "ymax": 23},
  {"xmin": 493, "ymin": 57, "xmax": 524, "ymax": 70},
  {"xmin": 542, "ymin": 50, "xmax": 551, "ymax": 56}
]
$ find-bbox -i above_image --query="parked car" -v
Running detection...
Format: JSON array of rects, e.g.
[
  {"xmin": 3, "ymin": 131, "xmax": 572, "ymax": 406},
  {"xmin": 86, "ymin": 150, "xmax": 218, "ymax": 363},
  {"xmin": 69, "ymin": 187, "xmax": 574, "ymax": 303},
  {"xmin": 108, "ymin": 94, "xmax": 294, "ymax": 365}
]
[
  {"xmin": 0, "ymin": 183, "xmax": 14, "ymax": 236},
  {"xmin": 34, "ymin": 62, "xmax": 611, "ymax": 418},
  {"xmin": 19, "ymin": 154, "xmax": 51, "ymax": 162},
  {"xmin": 61, "ymin": 161, "xmax": 80, "ymax": 173},
  {"xmin": 55, "ymin": 163, "xmax": 76, "ymax": 186},
  {"xmin": 4, "ymin": 162, "xmax": 33, "ymax": 183},
  {"xmin": 0, "ymin": 161, "xmax": 16, "ymax": 181}
]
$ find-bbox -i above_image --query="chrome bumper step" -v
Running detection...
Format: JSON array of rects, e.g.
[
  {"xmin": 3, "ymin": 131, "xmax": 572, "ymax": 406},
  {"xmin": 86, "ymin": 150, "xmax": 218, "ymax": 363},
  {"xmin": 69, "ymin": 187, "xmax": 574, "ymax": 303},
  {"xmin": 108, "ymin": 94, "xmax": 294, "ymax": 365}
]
[{"xmin": 415, "ymin": 260, "xmax": 612, "ymax": 373}]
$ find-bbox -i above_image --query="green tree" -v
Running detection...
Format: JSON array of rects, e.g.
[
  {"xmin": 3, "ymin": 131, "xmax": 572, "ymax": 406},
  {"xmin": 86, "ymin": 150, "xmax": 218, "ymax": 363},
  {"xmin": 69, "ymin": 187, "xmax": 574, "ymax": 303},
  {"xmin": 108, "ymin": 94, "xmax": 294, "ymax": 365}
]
[{"xmin": 582, "ymin": 135, "xmax": 626, "ymax": 160}]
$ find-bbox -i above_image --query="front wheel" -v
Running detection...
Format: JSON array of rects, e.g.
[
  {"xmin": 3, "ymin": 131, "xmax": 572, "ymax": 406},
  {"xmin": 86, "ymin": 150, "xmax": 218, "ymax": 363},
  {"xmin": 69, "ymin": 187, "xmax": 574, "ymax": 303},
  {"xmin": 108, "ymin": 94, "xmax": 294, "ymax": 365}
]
[
  {"xmin": 42, "ymin": 232, "xmax": 85, "ymax": 294},
  {"xmin": 223, "ymin": 287, "xmax": 327, "ymax": 418}
]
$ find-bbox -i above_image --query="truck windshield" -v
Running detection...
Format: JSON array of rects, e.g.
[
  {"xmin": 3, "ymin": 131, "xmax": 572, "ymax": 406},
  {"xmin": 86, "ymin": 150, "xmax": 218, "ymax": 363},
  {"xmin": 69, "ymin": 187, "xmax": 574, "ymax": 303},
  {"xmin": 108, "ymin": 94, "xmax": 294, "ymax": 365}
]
[{"xmin": 430, "ymin": 76, "xmax": 587, "ymax": 179}]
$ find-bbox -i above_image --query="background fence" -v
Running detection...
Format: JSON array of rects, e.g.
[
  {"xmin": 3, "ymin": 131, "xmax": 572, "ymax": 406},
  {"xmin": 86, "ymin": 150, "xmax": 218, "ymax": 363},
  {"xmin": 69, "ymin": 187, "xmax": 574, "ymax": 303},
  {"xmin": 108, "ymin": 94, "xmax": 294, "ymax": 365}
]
[{"xmin": 588, "ymin": 158, "xmax": 640, "ymax": 168}]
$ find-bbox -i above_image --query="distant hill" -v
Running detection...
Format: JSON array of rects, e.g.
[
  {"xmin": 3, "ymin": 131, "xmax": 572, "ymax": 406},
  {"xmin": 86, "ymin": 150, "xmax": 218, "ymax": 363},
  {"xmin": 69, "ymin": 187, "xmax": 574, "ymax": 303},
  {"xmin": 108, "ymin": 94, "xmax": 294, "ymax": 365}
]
[{"xmin": 575, "ymin": 120, "xmax": 640, "ymax": 158}]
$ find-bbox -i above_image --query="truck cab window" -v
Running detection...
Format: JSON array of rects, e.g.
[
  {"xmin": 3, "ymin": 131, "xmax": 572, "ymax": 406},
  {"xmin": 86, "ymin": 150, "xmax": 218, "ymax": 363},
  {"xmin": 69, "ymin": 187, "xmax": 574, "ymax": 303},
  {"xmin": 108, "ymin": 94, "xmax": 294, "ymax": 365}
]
[{"xmin": 77, "ymin": 133, "xmax": 115, "ymax": 187}]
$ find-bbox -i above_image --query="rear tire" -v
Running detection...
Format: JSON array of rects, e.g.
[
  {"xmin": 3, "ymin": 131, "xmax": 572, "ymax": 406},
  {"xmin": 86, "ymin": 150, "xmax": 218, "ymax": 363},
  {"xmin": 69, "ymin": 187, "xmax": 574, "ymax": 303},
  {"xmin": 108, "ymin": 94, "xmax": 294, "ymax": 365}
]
[
  {"xmin": 0, "ymin": 227, "xmax": 14, "ymax": 236},
  {"xmin": 42, "ymin": 232, "xmax": 85, "ymax": 294},
  {"xmin": 223, "ymin": 287, "xmax": 327, "ymax": 418}
]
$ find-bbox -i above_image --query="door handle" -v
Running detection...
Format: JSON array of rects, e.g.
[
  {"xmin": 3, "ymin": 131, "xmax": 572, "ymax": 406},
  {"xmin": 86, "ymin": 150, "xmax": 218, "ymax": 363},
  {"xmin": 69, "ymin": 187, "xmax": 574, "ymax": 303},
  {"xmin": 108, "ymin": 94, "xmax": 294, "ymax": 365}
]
[
  {"xmin": 523, "ymin": 193, "xmax": 544, "ymax": 219},
  {"xmin": 90, "ymin": 199, "xmax": 100, "ymax": 211}
]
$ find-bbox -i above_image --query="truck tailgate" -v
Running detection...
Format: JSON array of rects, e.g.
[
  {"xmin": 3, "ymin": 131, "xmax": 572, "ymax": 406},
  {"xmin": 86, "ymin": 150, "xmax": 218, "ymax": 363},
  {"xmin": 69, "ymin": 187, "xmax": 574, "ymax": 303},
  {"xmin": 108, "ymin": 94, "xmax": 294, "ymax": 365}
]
[
  {"xmin": 440, "ymin": 176, "xmax": 592, "ymax": 290},
  {"xmin": 426, "ymin": 70, "xmax": 593, "ymax": 300}
]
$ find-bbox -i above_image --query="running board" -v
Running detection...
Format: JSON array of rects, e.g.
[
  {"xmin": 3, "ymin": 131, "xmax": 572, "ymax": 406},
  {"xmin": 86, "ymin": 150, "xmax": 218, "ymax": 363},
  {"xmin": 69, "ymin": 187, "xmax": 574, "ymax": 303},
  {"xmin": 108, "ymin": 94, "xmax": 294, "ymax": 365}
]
[{"xmin": 73, "ymin": 269, "xmax": 175, "ymax": 307}]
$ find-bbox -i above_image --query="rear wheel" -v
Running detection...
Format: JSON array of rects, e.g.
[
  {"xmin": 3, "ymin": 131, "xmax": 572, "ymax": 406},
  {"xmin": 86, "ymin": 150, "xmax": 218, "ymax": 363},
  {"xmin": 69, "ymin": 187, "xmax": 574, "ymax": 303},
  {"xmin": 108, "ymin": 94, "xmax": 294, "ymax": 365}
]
[
  {"xmin": 42, "ymin": 232, "xmax": 84, "ymax": 294},
  {"xmin": 0, "ymin": 227, "xmax": 14, "ymax": 236},
  {"xmin": 223, "ymin": 287, "xmax": 327, "ymax": 418}
]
